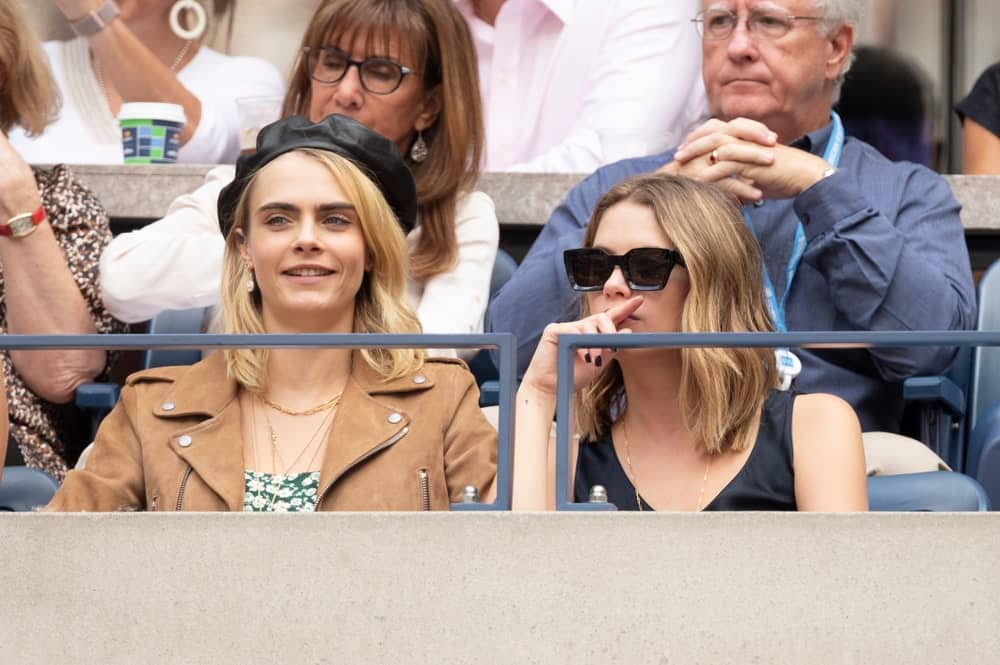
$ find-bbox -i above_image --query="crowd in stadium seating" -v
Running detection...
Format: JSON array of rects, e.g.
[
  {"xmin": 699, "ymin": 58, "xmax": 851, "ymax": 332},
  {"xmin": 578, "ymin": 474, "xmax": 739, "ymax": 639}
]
[{"xmin": 1, "ymin": 0, "xmax": 998, "ymax": 512}]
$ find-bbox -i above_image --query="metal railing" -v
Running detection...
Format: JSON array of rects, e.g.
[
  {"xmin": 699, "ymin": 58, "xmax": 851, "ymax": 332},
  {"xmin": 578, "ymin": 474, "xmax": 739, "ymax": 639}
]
[
  {"xmin": 0, "ymin": 332, "xmax": 516, "ymax": 511},
  {"xmin": 554, "ymin": 330, "xmax": 1000, "ymax": 511}
]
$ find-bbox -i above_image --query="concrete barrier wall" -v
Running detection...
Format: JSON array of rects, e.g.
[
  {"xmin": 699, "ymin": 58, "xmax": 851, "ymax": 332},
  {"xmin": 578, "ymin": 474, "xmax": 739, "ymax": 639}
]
[
  {"xmin": 63, "ymin": 165, "xmax": 1000, "ymax": 232},
  {"xmin": 1, "ymin": 512, "xmax": 998, "ymax": 664}
]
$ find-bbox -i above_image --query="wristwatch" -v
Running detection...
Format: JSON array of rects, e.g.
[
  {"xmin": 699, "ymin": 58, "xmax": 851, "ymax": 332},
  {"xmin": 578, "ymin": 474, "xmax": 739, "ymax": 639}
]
[
  {"xmin": 1, "ymin": 207, "xmax": 46, "ymax": 238},
  {"xmin": 70, "ymin": 0, "xmax": 121, "ymax": 37}
]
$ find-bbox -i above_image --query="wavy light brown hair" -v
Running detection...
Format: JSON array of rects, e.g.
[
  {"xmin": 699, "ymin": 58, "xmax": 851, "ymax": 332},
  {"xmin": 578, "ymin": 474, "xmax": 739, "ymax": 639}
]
[
  {"xmin": 0, "ymin": 0, "xmax": 60, "ymax": 135},
  {"xmin": 221, "ymin": 149, "xmax": 424, "ymax": 393},
  {"xmin": 575, "ymin": 174, "xmax": 778, "ymax": 454},
  {"xmin": 282, "ymin": 0, "xmax": 484, "ymax": 280}
]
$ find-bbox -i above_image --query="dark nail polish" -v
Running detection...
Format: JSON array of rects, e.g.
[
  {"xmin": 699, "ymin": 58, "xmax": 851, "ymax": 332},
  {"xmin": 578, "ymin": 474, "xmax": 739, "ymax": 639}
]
[
  {"xmin": 584, "ymin": 352, "xmax": 592, "ymax": 363},
  {"xmin": 595, "ymin": 356, "xmax": 603, "ymax": 368}
]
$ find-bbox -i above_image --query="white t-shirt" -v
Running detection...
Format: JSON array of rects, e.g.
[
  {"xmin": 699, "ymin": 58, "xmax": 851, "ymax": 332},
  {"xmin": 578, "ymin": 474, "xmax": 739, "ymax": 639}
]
[{"xmin": 9, "ymin": 39, "xmax": 285, "ymax": 165}]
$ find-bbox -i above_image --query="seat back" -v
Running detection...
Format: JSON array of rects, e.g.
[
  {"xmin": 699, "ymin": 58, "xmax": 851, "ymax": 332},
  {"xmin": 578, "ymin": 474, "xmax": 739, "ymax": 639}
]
[
  {"xmin": 489, "ymin": 249, "xmax": 518, "ymax": 299},
  {"xmin": 969, "ymin": 260, "xmax": 1000, "ymax": 432},
  {"xmin": 142, "ymin": 307, "xmax": 208, "ymax": 369},
  {"xmin": 0, "ymin": 466, "xmax": 59, "ymax": 511},
  {"xmin": 472, "ymin": 249, "xmax": 519, "ymax": 406},
  {"xmin": 866, "ymin": 472, "xmax": 990, "ymax": 511}
]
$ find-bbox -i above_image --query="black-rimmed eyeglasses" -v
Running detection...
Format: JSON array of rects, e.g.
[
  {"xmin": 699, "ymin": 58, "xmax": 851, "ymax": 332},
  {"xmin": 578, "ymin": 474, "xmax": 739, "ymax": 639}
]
[
  {"xmin": 564, "ymin": 247, "xmax": 686, "ymax": 292},
  {"xmin": 692, "ymin": 8, "xmax": 821, "ymax": 41},
  {"xmin": 303, "ymin": 46, "xmax": 414, "ymax": 94}
]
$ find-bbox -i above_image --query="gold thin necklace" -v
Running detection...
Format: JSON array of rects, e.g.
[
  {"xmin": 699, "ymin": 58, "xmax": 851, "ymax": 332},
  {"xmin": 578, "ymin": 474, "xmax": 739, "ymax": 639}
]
[
  {"xmin": 259, "ymin": 391, "xmax": 343, "ymax": 417},
  {"xmin": 248, "ymin": 394, "xmax": 336, "ymax": 511},
  {"xmin": 622, "ymin": 418, "xmax": 711, "ymax": 512}
]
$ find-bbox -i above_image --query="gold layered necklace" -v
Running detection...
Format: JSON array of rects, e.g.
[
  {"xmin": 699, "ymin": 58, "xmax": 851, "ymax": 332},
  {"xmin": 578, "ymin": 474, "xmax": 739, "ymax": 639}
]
[
  {"xmin": 259, "ymin": 391, "xmax": 342, "ymax": 416},
  {"xmin": 622, "ymin": 419, "xmax": 711, "ymax": 512},
  {"xmin": 249, "ymin": 393, "xmax": 339, "ymax": 511}
]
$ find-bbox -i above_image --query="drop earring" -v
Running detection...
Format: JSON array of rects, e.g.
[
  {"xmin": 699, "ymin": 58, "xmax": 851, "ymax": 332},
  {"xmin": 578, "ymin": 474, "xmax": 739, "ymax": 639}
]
[
  {"xmin": 246, "ymin": 267, "xmax": 256, "ymax": 293},
  {"xmin": 410, "ymin": 130, "xmax": 428, "ymax": 163}
]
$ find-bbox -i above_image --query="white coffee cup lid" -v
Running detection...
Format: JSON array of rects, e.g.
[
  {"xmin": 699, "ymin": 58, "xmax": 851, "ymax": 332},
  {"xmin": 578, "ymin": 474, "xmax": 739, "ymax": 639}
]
[{"xmin": 118, "ymin": 102, "xmax": 186, "ymax": 124}]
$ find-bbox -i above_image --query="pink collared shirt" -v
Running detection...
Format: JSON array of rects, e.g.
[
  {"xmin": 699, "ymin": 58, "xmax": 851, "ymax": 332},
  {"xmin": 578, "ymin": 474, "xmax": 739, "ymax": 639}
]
[{"xmin": 455, "ymin": 0, "xmax": 707, "ymax": 172}]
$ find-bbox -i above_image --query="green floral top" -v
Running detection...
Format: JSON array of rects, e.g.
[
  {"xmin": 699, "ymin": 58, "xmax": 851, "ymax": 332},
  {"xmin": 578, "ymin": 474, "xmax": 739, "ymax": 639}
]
[{"xmin": 243, "ymin": 470, "xmax": 321, "ymax": 512}]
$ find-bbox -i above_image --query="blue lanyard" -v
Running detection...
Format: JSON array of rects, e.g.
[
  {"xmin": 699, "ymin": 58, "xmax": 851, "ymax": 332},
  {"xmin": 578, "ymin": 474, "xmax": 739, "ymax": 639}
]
[{"xmin": 742, "ymin": 112, "xmax": 845, "ymax": 332}]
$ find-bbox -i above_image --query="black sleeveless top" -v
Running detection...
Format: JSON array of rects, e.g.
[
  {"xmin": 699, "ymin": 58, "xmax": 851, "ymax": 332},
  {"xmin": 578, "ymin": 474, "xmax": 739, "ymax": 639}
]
[{"xmin": 574, "ymin": 391, "xmax": 797, "ymax": 511}]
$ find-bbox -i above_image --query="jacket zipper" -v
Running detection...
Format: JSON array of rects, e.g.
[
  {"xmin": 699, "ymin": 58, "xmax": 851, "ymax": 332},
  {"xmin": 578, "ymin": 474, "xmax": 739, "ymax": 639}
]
[
  {"xmin": 175, "ymin": 465, "xmax": 193, "ymax": 511},
  {"xmin": 419, "ymin": 468, "xmax": 430, "ymax": 511},
  {"xmin": 316, "ymin": 426, "xmax": 410, "ymax": 506}
]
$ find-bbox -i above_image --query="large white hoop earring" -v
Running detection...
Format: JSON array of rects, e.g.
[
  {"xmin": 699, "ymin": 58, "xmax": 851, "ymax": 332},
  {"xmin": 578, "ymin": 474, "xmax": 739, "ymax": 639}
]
[{"xmin": 169, "ymin": 0, "xmax": 207, "ymax": 41}]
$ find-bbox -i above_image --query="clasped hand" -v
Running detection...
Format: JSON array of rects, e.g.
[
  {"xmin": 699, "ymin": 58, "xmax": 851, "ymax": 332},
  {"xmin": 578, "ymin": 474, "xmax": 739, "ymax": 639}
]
[{"xmin": 663, "ymin": 117, "xmax": 831, "ymax": 203}]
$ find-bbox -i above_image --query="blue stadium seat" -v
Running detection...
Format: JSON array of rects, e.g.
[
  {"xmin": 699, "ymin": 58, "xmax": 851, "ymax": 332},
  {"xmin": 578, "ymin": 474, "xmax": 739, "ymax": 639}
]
[
  {"xmin": 472, "ymin": 249, "xmax": 519, "ymax": 406},
  {"xmin": 75, "ymin": 307, "xmax": 209, "ymax": 436},
  {"xmin": 0, "ymin": 466, "xmax": 59, "ymax": 511},
  {"xmin": 867, "ymin": 472, "xmax": 990, "ymax": 511},
  {"xmin": 904, "ymin": 258, "xmax": 1000, "ymax": 504}
]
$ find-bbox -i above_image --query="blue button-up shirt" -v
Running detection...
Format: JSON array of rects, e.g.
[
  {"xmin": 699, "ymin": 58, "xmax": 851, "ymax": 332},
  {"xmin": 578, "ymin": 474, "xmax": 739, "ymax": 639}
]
[{"xmin": 486, "ymin": 124, "xmax": 976, "ymax": 432}]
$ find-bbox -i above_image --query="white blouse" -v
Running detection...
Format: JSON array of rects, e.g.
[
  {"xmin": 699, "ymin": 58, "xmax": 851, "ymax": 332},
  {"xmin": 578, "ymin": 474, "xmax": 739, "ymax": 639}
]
[
  {"xmin": 99, "ymin": 165, "xmax": 499, "ymax": 356},
  {"xmin": 9, "ymin": 39, "xmax": 285, "ymax": 165}
]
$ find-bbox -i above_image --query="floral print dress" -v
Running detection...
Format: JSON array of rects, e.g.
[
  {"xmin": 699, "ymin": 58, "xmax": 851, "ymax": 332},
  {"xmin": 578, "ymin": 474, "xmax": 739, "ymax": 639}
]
[{"xmin": 243, "ymin": 470, "xmax": 321, "ymax": 512}]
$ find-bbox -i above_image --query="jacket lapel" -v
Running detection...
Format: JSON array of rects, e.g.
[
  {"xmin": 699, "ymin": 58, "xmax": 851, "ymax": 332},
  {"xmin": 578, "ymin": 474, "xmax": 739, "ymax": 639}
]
[
  {"xmin": 155, "ymin": 353, "xmax": 246, "ymax": 511},
  {"xmin": 316, "ymin": 357, "xmax": 433, "ymax": 499}
]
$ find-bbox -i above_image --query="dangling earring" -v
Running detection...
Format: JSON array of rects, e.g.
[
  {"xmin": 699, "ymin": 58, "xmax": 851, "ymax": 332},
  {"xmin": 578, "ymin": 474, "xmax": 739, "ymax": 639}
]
[
  {"xmin": 410, "ymin": 130, "xmax": 428, "ymax": 163},
  {"xmin": 246, "ymin": 267, "xmax": 256, "ymax": 293},
  {"xmin": 169, "ymin": 0, "xmax": 208, "ymax": 41}
]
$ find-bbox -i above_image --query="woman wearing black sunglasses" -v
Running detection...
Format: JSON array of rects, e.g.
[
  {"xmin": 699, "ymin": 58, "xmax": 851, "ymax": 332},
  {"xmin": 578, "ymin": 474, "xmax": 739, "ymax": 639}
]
[{"xmin": 513, "ymin": 174, "xmax": 867, "ymax": 511}]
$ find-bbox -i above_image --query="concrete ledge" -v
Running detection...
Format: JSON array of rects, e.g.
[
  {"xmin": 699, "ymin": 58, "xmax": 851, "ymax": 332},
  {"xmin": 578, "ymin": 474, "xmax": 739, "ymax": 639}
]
[
  {"xmin": 60, "ymin": 165, "xmax": 1000, "ymax": 232},
  {"xmin": 1, "ymin": 512, "xmax": 998, "ymax": 663}
]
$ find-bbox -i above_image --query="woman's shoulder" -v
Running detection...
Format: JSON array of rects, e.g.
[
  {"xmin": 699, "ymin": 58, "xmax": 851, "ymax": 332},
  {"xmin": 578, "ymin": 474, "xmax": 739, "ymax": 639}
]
[
  {"xmin": 457, "ymin": 190, "xmax": 496, "ymax": 215},
  {"xmin": 184, "ymin": 46, "xmax": 284, "ymax": 89},
  {"xmin": 32, "ymin": 165, "xmax": 110, "ymax": 228},
  {"xmin": 790, "ymin": 392, "xmax": 863, "ymax": 456},
  {"xmin": 124, "ymin": 353, "xmax": 227, "ymax": 392},
  {"xmin": 416, "ymin": 357, "xmax": 476, "ymax": 385}
]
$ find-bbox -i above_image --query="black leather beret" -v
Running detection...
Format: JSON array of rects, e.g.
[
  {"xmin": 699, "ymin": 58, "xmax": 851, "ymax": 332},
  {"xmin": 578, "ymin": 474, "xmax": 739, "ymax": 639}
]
[{"xmin": 217, "ymin": 114, "xmax": 419, "ymax": 236}]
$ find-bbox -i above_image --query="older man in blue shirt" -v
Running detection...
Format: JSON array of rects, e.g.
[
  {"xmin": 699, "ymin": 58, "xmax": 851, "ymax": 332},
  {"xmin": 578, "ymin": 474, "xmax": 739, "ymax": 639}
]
[{"xmin": 486, "ymin": 0, "xmax": 975, "ymax": 433}]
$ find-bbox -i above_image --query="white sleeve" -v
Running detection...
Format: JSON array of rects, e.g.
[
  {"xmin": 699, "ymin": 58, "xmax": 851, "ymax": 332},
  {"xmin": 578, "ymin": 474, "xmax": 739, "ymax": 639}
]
[
  {"xmin": 413, "ymin": 191, "xmax": 499, "ymax": 359},
  {"xmin": 509, "ymin": 0, "xmax": 706, "ymax": 173},
  {"xmin": 99, "ymin": 165, "xmax": 234, "ymax": 322},
  {"xmin": 178, "ymin": 56, "xmax": 286, "ymax": 165}
]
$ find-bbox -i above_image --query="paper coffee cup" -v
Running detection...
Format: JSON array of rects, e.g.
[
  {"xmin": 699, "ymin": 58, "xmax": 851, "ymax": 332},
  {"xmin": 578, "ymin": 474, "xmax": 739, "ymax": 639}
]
[{"xmin": 118, "ymin": 102, "xmax": 186, "ymax": 164}]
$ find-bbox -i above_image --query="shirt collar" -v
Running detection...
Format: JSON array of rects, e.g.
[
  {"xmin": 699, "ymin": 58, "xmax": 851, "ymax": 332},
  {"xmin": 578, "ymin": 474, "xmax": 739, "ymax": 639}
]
[{"xmin": 793, "ymin": 120, "xmax": 835, "ymax": 157}]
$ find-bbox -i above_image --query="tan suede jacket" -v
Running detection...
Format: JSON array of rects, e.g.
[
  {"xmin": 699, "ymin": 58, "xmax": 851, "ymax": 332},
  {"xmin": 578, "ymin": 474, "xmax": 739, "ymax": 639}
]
[{"xmin": 49, "ymin": 353, "xmax": 497, "ymax": 511}]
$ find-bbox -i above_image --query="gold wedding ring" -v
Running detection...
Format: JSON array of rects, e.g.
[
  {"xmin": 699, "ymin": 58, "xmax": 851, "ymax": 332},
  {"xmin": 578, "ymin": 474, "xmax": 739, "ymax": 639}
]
[{"xmin": 708, "ymin": 148, "xmax": 720, "ymax": 166}]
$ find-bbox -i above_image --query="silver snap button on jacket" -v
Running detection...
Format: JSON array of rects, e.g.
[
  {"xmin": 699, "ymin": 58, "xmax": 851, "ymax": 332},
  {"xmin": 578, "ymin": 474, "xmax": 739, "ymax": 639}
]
[
  {"xmin": 387, "ymin": 412, "xmax": 402, "ymax": 424},
  {"xmin": 177, "ymin": 435, "xmax": 193, "ymax": 447}
]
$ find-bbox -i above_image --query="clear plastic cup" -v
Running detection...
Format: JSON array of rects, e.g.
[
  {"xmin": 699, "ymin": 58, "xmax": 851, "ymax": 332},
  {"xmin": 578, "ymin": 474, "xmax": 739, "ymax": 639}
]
[{"xmin": 236, "ymin": 95, "xmax": 284, "ymax": 155}]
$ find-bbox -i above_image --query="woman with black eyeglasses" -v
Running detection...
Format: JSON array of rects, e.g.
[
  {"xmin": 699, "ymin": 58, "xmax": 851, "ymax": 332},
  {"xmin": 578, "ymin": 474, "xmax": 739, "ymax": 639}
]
[
  {"xmin": 100, "ymin": 0, "xmax": 497, "ymax": 359},
  {"xmin": 512, "ymin": 174, "xmax": 867, "ymax": 511}
]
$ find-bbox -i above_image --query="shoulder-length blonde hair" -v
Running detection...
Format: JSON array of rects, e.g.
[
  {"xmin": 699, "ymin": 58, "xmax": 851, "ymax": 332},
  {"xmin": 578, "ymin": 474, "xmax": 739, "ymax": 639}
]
[
  {"xmin": 0, "ymin": 0, "xmax": 60, "ymax": 135},
  {"xmin": 576, "ymin": 174, "xmax": 778, "ymax": 454},
  {"xmin": 221, "ymin": 148, "xmax": 424, "ymax": 393},
  {"xmin": 282, "ymin": 0, "xmax": 484, "ymax": 281}
]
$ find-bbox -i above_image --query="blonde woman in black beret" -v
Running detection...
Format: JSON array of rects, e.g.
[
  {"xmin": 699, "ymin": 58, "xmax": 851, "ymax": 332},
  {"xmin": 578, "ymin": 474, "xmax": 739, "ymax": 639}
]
[{"xmin": 49, "ymin": 115, "xmax": 496, "ymax": 512}]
